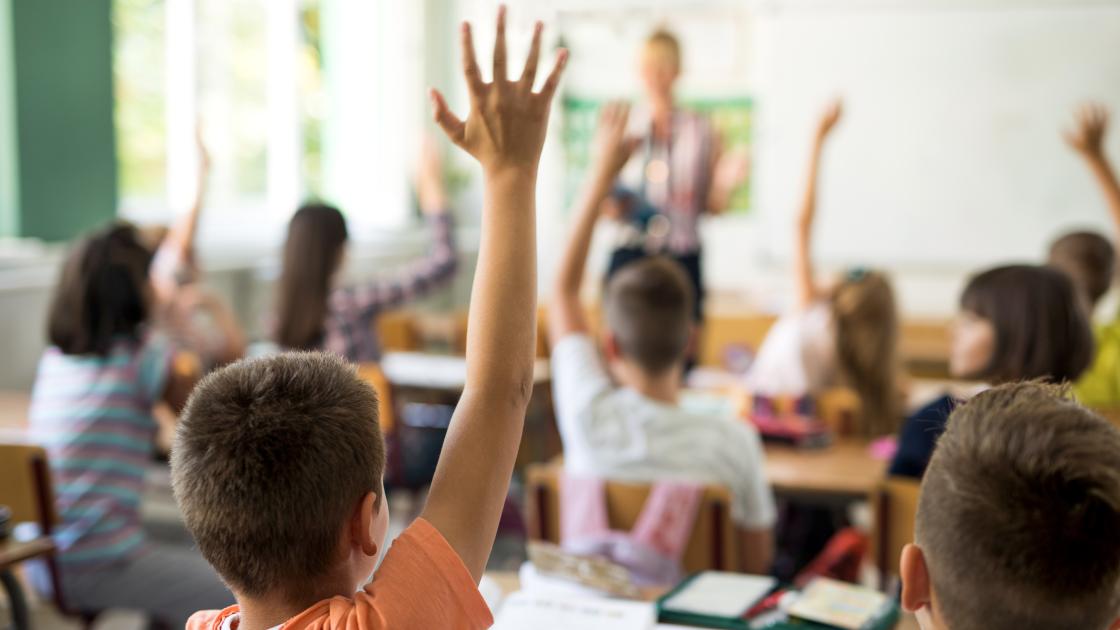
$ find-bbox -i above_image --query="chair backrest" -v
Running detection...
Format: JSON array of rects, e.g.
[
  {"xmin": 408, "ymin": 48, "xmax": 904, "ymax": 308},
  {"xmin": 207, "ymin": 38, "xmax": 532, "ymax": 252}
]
[
  {"xmin": 872, "ymin": 476, "xmax": 922, "ymax": 589},
  {"xmin": 816, "ymin": 387, "xmax": 863, "ymax": 437},
  {"xmin": 376, "ymin": 310, "xmax": 422, "ymax": 353},
  {"xmin": 356, "ymin": 363, "xmax": 397, "ymax": 434},
  {"xmin": 0, "ymin": 442, "xmax": 58, "ymax": 531},
  {"xmin": 525, "ymin": 463, "xmax": 740, "ymax": 574}
]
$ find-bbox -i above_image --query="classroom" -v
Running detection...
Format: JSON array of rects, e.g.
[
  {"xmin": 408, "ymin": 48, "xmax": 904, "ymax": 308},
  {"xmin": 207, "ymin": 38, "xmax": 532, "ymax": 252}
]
[{"xmin": 2, "ymin": 0, "xmax": 1120, "ymax": 628}]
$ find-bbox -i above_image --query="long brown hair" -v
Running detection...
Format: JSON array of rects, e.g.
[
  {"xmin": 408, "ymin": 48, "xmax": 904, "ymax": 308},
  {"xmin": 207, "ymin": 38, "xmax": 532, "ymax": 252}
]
[
  {"xmin": 48, "ymin": 223, "xmax": 154, "ymax": 356},
  {"xmin": 274, "ymin": 203, "xmax": 349, "ymax": 350},
  {"xmin": 831, "ymin": 270, "xmax": 901, "ymax": 438}
]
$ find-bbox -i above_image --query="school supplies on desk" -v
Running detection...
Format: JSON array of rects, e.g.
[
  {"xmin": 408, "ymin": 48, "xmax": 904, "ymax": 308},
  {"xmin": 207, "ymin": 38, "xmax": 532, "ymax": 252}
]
[
  {"xmin": 657, "ymin": 571, "xmax": 778, "ymax": 628},
  {"xmin": 785, "ymin": 578, "xmax": 898, "ymax": 630},
  {"xmin": 493, "ymin": 592, "xmax": 657, "ymax": 630},
  {"xmin": 747, "ymin": 396, "xmax": 832, "ymax": 448}
]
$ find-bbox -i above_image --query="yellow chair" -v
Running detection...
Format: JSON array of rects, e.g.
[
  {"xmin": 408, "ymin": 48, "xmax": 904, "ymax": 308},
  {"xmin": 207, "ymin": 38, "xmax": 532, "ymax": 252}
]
[
  {"xmin": 871, "ymin": 476, "xmax": 922, "ymax": 590},
  {"xmin": 0, "ymin": 442, "xmax": 100, "ymax": 627},
  {"xmin": 525, "ymin": 463, "xmax": 741, "ymax": 573},
  {"xmin": 356, "ymin": 363, "xmax": 398, "ymax": 435}
]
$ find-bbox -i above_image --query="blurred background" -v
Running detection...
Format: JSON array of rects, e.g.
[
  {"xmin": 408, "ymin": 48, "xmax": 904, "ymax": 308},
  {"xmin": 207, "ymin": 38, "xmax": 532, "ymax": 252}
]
[{"xmin": 1, "ymin": 0, "xmax": 1120, "ymax": 389}]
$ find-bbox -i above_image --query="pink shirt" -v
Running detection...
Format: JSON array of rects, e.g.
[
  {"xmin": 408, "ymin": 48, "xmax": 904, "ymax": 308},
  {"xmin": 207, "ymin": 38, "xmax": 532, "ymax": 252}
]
[{"xmin": 186, "ymin": 519, "xmax": 492, "ymax": 630}]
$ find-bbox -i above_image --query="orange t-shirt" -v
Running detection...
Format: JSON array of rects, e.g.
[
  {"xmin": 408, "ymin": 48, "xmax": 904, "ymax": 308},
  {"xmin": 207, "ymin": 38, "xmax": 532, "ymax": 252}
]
[{"xmin": 187, "ymin": 518, "xmax": 493, "ymax": 630}]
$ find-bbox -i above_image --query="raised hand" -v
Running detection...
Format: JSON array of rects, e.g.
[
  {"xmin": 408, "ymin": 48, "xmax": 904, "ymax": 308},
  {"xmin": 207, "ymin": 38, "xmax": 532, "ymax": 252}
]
[
  {"xmin": 815, "ymin": 99, "xmax": 843, "ymax": 142},
  {"xmin": 430, "ymin": 6, "xmax": 568, "ymax": 175},
  {"xmin": 1065, "ymin": 103, "xmax": 1109, "ymax": 159},
  {"xmin": 590, "ymin": 101, "xmax": 640, "ymax": 182}
]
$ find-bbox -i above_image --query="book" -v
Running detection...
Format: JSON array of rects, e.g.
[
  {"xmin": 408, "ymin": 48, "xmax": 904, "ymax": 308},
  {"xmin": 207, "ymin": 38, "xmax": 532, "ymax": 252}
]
[
  {"xmin": 657, "ymin": 572, "xmax": 778, "ymax": 629},
  {"xmin": 785, "ymin": 578, "xmax": 898, "ymax": 630}
]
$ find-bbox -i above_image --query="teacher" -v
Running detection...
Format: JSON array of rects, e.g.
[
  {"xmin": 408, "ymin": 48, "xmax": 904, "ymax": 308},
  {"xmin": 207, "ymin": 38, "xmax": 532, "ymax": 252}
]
[{"xmin": 606, "ymin": 28, "xmax": 746, "ymax": 329}]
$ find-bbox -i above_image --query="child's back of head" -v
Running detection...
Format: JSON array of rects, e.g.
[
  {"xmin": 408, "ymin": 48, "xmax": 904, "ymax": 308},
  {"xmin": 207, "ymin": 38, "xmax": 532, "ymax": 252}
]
[
  {"xmin": 1049, "ymin": 230, "xmax": 1115, "ymax": 310},
  {"xmin": 49, "ymin": 222, "xmax": 154, "ymax": 356},
  {"xmin": 911, "ymin": 382, "xmax": 1120, "ymax": 629},
  {"xmin": 170, "ymin": 352, "xmax": 384, "ymax": 602},
  {"xmin": 604, "ymin": 257, "xmax": 694, "ymax": 376}
]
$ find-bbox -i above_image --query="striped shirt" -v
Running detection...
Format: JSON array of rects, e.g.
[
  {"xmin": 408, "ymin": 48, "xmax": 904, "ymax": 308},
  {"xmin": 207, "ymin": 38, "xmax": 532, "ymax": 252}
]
[
  {"xmin": 620, "ymin": 109, "xmax": 717, "ymax": 255},
  {"xmin": 29, "ymin": 334, "xmax": 174, "ymax": 570},
  {"xmin": 322, "ymin": 214, "xmax": 457, "ymax": 363}
]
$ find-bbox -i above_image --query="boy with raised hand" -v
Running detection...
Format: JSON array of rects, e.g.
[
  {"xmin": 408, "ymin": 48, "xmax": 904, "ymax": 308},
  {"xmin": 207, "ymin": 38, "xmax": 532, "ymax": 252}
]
[
  {"xmin": 175, "ymin": 7, "xmax": 567, "ymax": 629},
  {"xmin": 548, "ymin": 102, "xmax": 776, "ymax": 574},
  {"xmin": 901, "ymin": 382, "xmax": 1120, "ymax": 630}
]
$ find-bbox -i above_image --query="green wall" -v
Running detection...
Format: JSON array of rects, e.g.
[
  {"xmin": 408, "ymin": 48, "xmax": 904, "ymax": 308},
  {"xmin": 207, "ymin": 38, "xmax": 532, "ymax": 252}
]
[
  {"xmin": 0, "ymin": 0, "xmax": 16, "ymax": 238},
  {"xmin": 7, "ymin": 0, "xmax": 117, "ymax": 242}
]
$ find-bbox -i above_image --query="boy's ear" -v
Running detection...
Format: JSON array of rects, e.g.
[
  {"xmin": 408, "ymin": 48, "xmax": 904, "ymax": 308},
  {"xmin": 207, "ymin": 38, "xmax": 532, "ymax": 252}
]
[
  {"xmin": 351, "ymin": 491, "xmax": 381, "ymax": 557},
  {"xmin": 900, "ymin": 543, "xmax": 933, "ymax": 614}
]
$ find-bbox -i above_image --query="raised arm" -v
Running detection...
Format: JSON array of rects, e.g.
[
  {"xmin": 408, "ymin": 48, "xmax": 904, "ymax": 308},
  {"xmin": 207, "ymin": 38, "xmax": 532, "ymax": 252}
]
[
  {"xmin": 794, "ymin": 100, "xmax": 842, "ymax": 309},
  {"xmin": 707, "ymin": 137, "xmax": 750, "ymax": 215},
  {"xmin": 549, "ymin": 102, "xmax": 639, "ymax": 345},
  {"xmin": 152, "ymin": 128, "xmax": 209, "ymax": 303},
  {"xmin": 422, "ymin": 6, "xmax": 567, "ymax": 581},
  {"xmin": 1065, "ymin": 103, "xmax": 1120, "ymax": 245}
]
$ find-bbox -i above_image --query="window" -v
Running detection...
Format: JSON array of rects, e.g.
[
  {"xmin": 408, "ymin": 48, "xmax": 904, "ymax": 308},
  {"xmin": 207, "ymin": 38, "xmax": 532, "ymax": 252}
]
[{"xmin": 113, "ymin": 0, "xmax": 425, "ymax": 242}]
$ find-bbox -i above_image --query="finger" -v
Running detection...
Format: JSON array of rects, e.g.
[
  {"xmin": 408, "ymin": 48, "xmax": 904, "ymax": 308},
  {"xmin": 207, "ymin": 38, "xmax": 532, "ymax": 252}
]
[
  {"xmin": 460, "ymin": 22, "xmax": 485, "ymax": 96},
  {"xmin": 493, "ymin": 5, "xmax": 508, "ymax": 82},
  {"xmin": 537, "ymin": 48, "xmax": 569, "ymax": 100},
  {"xmin": 520, "ymin": 21, "xmax": 543, "ymax": 89},
  {"xmin": 430, "ymin": 89, "xmax": 466, "ymax": 148}
]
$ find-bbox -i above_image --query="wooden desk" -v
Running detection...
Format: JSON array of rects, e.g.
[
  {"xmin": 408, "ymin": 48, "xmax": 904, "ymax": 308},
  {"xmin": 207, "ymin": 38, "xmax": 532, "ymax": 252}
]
[
  {"xmin": 484, "ymin": 571, "xmax": 920, "ymax": 630},
  {"xmin": 764, "ymin": 439, "xmax": 887, "ymax": 501}
]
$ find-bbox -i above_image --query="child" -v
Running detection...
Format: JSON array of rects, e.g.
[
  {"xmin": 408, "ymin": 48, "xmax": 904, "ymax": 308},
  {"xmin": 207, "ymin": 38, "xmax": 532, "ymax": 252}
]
[
  {"xmin": 271, "ymin": 136, "xmax": 458, "ymax": 362},
  {"xmin": 549, "ymin": 102, "xmax": 776, "ymax": 575},
  {"xmin": 900, "ymin": 382, "xmax": 1120, "ymax": 630},
  {"xmin": 148, "ymin": 128, "xmax": 246, "ymax": 369},
  {"xmin": 1053, "ymin": 103, "xmax": 1120, "ymax": 407},
  {"xmin": 746, "ymin": 100, "xmax": 902, "ymax": 439},
  {"xmin": 28, "ymin": 223, "xmax": 230, "ymax": 624},
  {"xmin": 176, "ymin": 9, "xmax": 566, "ymax": 628},
  {"xmin": 889, "ymin": 264, "xmax": 1094, "ymax": 478}
]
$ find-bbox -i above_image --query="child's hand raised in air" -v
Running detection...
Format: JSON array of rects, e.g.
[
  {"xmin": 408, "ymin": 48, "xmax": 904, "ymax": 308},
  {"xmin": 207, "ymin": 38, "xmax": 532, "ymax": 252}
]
[
  {"xmin": 815, "ymin": 99, "xmax": 843, "ymax": 143},
  {"xmin": 430, "ymin": 6, "xmax": 568, "ymax": 176},
  {"xmin": 1065, "ymin": 103, "xmax": 1109, "ymax": 159},
  {"xmin": 590, "ymin": 102, "xmax": 640, "ymax": 183}
]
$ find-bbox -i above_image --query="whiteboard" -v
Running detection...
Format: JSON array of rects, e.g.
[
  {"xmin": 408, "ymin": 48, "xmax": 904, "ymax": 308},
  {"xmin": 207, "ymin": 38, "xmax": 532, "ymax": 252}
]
[{"xmin": 751, "ymin": 0, "xmax": 1120, "ymax": 268}]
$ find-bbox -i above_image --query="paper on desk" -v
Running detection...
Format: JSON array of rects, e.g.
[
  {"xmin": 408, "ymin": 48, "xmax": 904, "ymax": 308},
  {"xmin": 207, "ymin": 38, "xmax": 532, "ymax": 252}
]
[{"xmin": 493, "ymin": 592, "xmax": 656, "ymax": 630}]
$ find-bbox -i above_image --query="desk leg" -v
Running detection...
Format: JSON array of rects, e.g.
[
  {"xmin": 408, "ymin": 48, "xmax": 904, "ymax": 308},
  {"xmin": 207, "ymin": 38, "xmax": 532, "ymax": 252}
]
[{"xmin": 1, "ymin": 569, "xmax": 30, "ymax": 630}]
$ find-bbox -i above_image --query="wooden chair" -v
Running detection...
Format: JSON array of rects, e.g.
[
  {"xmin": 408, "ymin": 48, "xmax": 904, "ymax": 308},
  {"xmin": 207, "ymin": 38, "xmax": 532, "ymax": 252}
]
[
  {"xmin": 871, "ymin": 476, "xmax": 922, "ymax": 591},
  {"xmin": 376, "ymin": 310, "xmax": 422, "ymax": 353},
  {"xmin": 816, "ymin": 387, "xmax": 863, "ymax": 437},
  {"xmin": 356, "ymin": 363, "xmax": 398, "ymax": 435},
  {"xmin": 1090, "ymin": 407, "xmax": 1120, "ymax": 430},
  {"xmin": 0, "ymin": 442, "xmax": 100, "ymax": 627},
  {"xmin": 525, "ymin": 463, "xmax": 740, "ymax": 573}
]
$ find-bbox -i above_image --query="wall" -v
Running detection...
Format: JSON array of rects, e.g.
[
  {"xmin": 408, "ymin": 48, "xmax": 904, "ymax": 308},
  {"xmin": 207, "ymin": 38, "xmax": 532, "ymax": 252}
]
[{"xmin": 8, "ymin": 0, "xmax": 117, "ymax": 242}]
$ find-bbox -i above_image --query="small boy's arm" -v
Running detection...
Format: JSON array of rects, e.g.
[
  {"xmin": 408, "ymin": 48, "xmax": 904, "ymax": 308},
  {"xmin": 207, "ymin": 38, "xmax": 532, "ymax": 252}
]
[
  {"xmin": 1066, "ymin": 105, "xmax": 1120, "ymax": 246},
  {"xmin": 422, "ymin": 6, "xmax": 568, "ymax": 582},
  {"xmin": 794, "ymin": 100, "xmax": 842, "ymax": 310}
]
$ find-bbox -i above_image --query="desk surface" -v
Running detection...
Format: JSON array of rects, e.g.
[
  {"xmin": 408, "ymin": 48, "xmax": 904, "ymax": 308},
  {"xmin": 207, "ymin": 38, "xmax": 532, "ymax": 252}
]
[
  {"xmin": 0, "ymin": 536, "xmax": 54, "ymax": 571},
  {"xmin": 483, "ymin": 571, "xmax": 920, "ymax": 630},
  {"xmin": 381, "ymin": 352, "xmax": 551, "ymax": 390},
  {"xmin": 763, "ymin": 439, "xmax": 887, "ymax": 500}
]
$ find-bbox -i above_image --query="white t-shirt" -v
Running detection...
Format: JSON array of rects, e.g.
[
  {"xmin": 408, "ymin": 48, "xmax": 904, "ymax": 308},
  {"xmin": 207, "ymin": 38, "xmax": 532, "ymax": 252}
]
[
  {"xmin": 746, "ymin": 302, "xmax": 836, "ymax": 397},
  {"xmin": 551, "ymin": 334, "xmax": 777, "ymax": 530}
]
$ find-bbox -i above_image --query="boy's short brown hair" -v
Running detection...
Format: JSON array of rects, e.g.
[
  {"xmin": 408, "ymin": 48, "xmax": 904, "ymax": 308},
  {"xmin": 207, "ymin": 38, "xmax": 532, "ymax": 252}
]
[
  {"xmin": 916, "ymin": 382, "xmax": 1120, "ymax": 630},
  {"xmin": 171, "ymin": 352, "xmax": 385, "ymax": 598},
  {"xmin": 1048, "ymin": 230, "xmax": 1116, "ymax": 308},
  {"xmin": 604, "ymin": 257, "xmax": 693, "ymax": 375}
]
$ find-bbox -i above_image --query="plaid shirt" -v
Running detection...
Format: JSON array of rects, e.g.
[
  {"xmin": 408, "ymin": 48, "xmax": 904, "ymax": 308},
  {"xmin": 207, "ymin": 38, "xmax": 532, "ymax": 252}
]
[{"xmin": 323, "ymin": 214, "xmax": 457, "ymax": 362}]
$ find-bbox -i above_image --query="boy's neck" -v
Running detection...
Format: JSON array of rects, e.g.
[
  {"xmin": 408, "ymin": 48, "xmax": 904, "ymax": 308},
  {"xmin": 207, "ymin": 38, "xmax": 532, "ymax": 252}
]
[
  {"xmin": 235, "ymin": 576, "xmax": 355, "ymax": 630},
  {"xmin": 612, "ymin": 360, "xmax": 682, "ymax": 406}
]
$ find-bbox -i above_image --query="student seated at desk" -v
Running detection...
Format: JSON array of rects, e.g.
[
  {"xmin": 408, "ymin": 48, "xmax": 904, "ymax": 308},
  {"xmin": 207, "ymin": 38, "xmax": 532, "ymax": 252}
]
[
  {"xmin": 270, "ymin": 136, "xmax": 458, "ymax": 362},
  {"xmin": 549, "ymin": 102, "xmax": 776, "ymax": 575},
  {"xmin": 745, "ymin": 100, "xmax": 902, "ymax": 439},
  {"xmin": 1051, "ymin": 103, "xmax": 1120, "ymax": 407},
  {"xmin": 178, "ymin": 9, "xmax": 565, "ymax": 629},
  {"xmin": 28, "ymin": 223, "xmax": 230, "ymax": 624},
  {"xmin": 889, "ymin": 265, "xmax": 1093, "ymax": 478},
  {"xmin": 901, "ymin": 382, "xmax": 1120, "ymax": 630}
]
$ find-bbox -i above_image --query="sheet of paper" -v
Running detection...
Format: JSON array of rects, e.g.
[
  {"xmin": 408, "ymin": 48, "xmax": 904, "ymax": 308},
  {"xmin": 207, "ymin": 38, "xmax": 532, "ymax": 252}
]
[
  {"xmin": 787, "ymin": 578, "xmax": 890, "ymax": 630},
  {"xmin": 661, "ymin": 572, "xmax": 777, "ymax": 618},
  {"xmin": 493, "ymin": 592, "xmax": 656, "ymax": 630}
]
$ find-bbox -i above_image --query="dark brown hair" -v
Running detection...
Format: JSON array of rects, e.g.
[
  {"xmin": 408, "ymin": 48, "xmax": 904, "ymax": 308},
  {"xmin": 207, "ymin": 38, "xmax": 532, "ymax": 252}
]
[
  {"xmin": 274, "ymin": 203, "xmax": 349, "ymax": 350},
  {"xmin": 831, "ymin": 271, "xmax": 902, "ymax": 438},
  {"xmin": 604, "ymin": 257, "xmax": 693, "ymax": 375},
  {"xmin": 916, "ymin": 382, "xmax": 1120, "ymax": 630},
  {"xmin": 170, "ymin": 352, "xmax": 385, "ymax": 599},
  {"xmin": 48, "ymin": 222, "xmax": 154, "ymax": 356},
  {"xmin": 960, "ymin": 264, "xmax": 1093, "ymax": 384},
  {"xmin": 1048, "ymin": 230, "xmax": 1115, "ymax": 309}
]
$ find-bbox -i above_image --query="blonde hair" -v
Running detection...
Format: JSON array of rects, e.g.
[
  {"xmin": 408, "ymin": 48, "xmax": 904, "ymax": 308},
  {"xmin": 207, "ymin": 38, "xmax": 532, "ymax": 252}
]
[
  {"xmin": 830, "ymin": 271, "xmax": 901, "ymax": 438},
  {"xmin": 643, "ymin": 28, "xmax": 681, "ymax": 71}
]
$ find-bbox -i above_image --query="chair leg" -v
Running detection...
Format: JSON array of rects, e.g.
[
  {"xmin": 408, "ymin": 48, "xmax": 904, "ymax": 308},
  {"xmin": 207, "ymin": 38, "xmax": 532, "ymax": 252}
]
[
  {"xmin": 1, "ymin": 569, "xmax": 31, "ymax": 630},
  {"xmin": 80, "ymin": 611, "xmax": 100, "ymax": 630}
]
